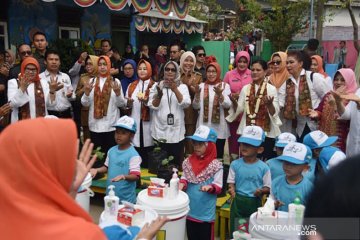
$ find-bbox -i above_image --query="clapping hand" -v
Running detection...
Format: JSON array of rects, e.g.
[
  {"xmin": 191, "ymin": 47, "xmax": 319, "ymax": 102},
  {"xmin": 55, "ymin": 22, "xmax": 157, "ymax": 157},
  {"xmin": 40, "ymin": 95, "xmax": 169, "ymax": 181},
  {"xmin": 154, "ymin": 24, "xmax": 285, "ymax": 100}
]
[
  {"xmin": 19, "ymin": 74, "xmax": 31, "ymax": 92},
  {"xmin": 126, "ymin": 97, "xmax": 134, "ymax": 107},
  {"xmin": 112, "ymin": 80, "xmax": 121, "ymax": 96},
  {"xmin": 49, "ymin": 76, "xmax": 63, "ymax": 93},
  {"xmin": 84, "ymin": 79, "xmax": 93, "ymax": 96},
  {"xmin": 308, "ymin": 108, "xmax": 319, "ymax": 119},
  {"xmin": 72, "ymin": 139, "xmax": 97, "ymax": 194},
  {"xmin": 0, "ymin": 103, "xmax": 11, "ymax": 117},
  {"xmin": 213, "ymin": 84, "xmax": 224, "ymax": 96},
  {"xmin": 169, "ymin": 80, "xmax": 177, "ymax": 92},
  {"xmin": 264, "ymin": 96, "xmax": 274, "ymax": 107}
]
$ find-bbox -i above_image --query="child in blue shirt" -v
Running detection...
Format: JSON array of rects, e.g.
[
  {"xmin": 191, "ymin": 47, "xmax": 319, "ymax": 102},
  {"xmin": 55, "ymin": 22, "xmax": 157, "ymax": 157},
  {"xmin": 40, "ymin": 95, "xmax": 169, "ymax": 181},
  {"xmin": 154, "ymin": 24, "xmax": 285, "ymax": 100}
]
[
  {"xmin": 266, "ymin": 132, "xmax": 297, "ymax": 180},
  {"xmin": 271, "ymin": 142, "xmax": 314, "ymax": 212},
  {"xmin": 180, "ymin": 125, "xmax": 223, "ymax": 240},
  {"xmin": 319, "ymin": 146, "xmax": 346, "ymax": 173},
  {"xmin": 303, "ymin": 130, "xmax": 338, "ymax": 179},
  {"xmin": 227, "ymin": 126, "xmax": 271, "ymax": 234},
  {"xmin": 90, "ymin": 116, "xmax": 141, "ymax": 203}
]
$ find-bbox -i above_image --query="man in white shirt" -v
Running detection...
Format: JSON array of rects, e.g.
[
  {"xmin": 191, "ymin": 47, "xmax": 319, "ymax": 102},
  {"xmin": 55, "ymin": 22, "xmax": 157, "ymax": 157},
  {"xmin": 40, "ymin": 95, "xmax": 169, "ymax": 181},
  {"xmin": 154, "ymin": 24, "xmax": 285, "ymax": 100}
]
[{"xmin": 40, "ymin": 50, "xmax": 74, "ymax": 118}]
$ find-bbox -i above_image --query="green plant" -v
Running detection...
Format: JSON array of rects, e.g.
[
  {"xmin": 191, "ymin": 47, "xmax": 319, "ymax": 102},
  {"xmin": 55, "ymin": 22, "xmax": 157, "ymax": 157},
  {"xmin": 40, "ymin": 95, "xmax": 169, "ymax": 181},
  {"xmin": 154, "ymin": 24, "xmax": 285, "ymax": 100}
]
[
  {"xmin": 92, "ymin": 146, "xmax": 105, "ymax": 161},
  {"xmin": 161, "ymin": 155, "xmax": 174, "ymax": 167},
  {"xmin": 153, "ymin": 138, "xmax": 167, "ymax": 152}
]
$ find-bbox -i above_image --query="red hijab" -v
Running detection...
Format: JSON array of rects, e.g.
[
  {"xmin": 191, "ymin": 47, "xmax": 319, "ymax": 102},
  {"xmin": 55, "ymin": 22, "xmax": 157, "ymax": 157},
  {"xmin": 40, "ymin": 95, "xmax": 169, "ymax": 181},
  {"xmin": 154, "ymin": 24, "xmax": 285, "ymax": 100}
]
[
  {"xmin": 0, "ymin": 118, "xmax": 106, "ymax": 240},
  {"xmin": 20, "ymin": 57, "xmax": 41, "ymax": 82},
  {"xmin": 188, "ymin": 142, "xmax": 217, "ymax": 176},
  {"xmin": 205, "ymin": 62, "xmax": 221, "ymax": 85}
]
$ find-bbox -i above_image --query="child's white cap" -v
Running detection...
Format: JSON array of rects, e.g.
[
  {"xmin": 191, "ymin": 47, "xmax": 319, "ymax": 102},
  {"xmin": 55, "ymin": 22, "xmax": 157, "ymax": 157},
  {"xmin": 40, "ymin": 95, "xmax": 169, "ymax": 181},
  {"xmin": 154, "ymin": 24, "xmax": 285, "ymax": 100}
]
[
  {"xmin": 303, "ymin": 130, "xmax": 338, "ymax": 149},
  {"xmin": 277, "ymin": 142, "xmax": 312, "ymax": 164},
  {"xmin": 187, "ymin": 125, "xmax": 217, "ymax": 143},
  {"xmin": 238, "ymin": 126, "xmax": 265, "ymax": 147},
  {"xmin": 319, "ymin": 146, "xmax": 346, "ymax": 172},
  {"xmin": 112, "ymin": 116, "xmax": 137, "ymax": 133},
  {"xmin": 275, "ymin": 132, "xmax": 297, "ymax": 147}
]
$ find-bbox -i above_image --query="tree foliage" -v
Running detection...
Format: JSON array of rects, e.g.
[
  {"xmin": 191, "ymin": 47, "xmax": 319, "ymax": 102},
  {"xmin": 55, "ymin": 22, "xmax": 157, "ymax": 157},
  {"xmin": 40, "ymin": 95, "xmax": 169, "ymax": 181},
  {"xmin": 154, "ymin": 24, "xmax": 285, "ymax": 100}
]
[
  {"xmin": 256, "ymin": 0, "xmax": 309, "ymax": 51},
  {"xmin": 189, "ymin": 0, "xmax": 222, "ymax": 21}
]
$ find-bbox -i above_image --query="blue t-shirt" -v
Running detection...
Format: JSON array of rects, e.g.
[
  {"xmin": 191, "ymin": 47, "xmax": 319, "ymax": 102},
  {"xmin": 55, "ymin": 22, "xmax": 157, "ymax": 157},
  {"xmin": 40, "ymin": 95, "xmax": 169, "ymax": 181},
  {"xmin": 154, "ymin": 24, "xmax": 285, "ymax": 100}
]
[
  {"xmin": 266, "ymin": 158, "xmax": 317, "ymax": 183},
  {"xmin": 271, "ymin": 175, "xmax": 313, "ymax": 212},
  {"xmin": 266, "ymin": 158, "xmax": 284, "ymax": 181},
  {"xmin": 229, "ymin": 158, "xmax": 271, "ymax": 197},
  {"xmin": 106, "ymin": 145, "xmax": 140, "ymax": 203}
]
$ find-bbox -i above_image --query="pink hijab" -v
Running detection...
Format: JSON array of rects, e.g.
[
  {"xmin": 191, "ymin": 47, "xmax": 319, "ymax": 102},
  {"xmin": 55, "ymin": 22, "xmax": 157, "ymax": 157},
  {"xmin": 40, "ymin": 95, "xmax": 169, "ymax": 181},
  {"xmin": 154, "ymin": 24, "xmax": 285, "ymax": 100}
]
[
  {"xmin": 223, "ymin": 51, "xmax": 252, "ymax": 93},
  {"xmin": 336, "ymin": 68, "xmax": 358, "ymax": 94}
]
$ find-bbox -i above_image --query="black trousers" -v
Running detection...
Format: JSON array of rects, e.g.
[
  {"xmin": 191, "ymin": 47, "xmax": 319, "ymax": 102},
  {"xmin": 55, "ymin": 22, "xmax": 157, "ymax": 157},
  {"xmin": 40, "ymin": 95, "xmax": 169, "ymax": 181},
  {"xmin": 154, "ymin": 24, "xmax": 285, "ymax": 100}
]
[
  {"xmin": 135, "ymin": 146, "xmax": 154, "ymax": 168},
  {"xmin": 186, "ymin": 219, "xmax": 213, "ymax": 240},
  {"xmin": 48, "ymin": 108, "xmax": 72, "ymax": 119},
  {"xmin": 258, "ymin": 137, "xmax": 276, "ymax": 161},
  {"xmin": 158, "ymin": 140, "xmax": 185, "ymax": 170},
  {"xmin": 90, "ymin": 131, "xmax": 116, "ymax": 167},
  {"xmin": 216, "ymin": 138, "xmax": 226, "ymax": 159}
]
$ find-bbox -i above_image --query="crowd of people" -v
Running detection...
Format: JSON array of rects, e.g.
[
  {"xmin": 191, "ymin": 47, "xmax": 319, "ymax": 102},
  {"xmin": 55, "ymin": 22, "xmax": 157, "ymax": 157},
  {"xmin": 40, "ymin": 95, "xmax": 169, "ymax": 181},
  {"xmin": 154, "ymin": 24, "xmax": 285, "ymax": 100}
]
[{"xmin": 1, "ymin": 31, "xmax": 360, "ymax": 240}]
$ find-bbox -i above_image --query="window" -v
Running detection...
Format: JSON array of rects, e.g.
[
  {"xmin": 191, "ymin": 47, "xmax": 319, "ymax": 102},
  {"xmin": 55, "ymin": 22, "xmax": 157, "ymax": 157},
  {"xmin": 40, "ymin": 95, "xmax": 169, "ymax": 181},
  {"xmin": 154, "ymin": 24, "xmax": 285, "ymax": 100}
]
[
  {"xmin": 0, "ymin": 22, "xmax": 8, "ymax": 50},
  {"xmin": 59, "ymin": 26, "xmax": 80, "ymax": 40}
]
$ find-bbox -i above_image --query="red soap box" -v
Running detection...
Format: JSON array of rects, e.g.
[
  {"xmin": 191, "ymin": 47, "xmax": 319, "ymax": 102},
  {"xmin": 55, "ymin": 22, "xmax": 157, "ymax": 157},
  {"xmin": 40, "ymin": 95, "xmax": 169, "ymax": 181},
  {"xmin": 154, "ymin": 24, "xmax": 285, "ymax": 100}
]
[{"xmin": 117, "ymin": 207, "xmax": 143, "ymax": 226}]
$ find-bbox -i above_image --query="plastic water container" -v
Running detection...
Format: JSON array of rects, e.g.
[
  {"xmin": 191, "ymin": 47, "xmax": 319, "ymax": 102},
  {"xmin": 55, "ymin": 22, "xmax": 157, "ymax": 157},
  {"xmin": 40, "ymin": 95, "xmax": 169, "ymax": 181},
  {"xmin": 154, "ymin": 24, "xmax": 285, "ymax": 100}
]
[
  {"xmin": 75, "ymin": 173, "xmax": 94, "ymax": 212},
  {"xmin": 137, "ymin": 189, "xmax": 190, "ymax": 240},
  {"xmin": 99, "ymin": 204, "xmax": 158, "ymax": 228}
]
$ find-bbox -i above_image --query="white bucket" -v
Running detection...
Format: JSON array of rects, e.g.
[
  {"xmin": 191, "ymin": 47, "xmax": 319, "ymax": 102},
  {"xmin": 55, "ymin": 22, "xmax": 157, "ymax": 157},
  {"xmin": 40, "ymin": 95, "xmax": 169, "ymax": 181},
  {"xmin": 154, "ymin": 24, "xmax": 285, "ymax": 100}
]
[
  {"xmin": 137, "ymin": 189, "xmax": 190, "ymax": 240},
  {"xmin": 99, "ymin": 204, "xmax": 158, "ymax": 229},
  {"xmin": 75, "ymin": 173, "xmax": 94, "ymax": 212}
]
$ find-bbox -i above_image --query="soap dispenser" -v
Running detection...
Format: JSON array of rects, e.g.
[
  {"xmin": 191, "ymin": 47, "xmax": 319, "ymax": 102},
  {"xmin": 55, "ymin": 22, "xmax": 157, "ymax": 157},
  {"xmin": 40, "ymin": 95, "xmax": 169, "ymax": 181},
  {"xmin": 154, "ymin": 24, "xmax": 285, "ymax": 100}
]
[
  {"xmin": 104, "ymin": 185, "xmax": 119, "ymax": 221},
  {"xmin": 169, "ymin": 168, "xmax": 179, "ymax": 199}
]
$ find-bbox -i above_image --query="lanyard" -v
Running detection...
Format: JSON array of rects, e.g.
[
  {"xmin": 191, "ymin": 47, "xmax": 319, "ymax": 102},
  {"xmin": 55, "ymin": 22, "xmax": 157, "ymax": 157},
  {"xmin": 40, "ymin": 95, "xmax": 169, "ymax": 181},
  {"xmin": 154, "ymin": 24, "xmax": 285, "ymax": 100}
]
[{"xmin": 166, "ymin": 88, "xmax": 172, "ymax": 114}]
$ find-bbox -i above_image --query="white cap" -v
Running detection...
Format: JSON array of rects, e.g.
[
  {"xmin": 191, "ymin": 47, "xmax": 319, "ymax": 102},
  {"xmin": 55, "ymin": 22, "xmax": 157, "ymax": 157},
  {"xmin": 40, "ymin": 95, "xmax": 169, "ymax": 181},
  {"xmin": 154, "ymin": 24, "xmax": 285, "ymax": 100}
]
[
  {"xmin": 238, "ymin": 126, "xmax": 265, "ymax": 147},
  {"xmin": 275, "ymin": 132, "xmax": 297, "ymax": 147},
  {"xmin": 277, "ymin": 142, "xmax": 312, "ymax": 164},
  {"xmin": 112, "ymin": 116, "xmax": 137, "ymax": 133}
]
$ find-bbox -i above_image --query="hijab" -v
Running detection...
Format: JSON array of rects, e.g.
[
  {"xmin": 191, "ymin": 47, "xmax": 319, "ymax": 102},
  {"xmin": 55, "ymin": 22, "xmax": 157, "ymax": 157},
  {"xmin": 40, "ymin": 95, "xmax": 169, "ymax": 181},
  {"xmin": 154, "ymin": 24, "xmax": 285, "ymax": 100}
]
[
  {"xmin": 188, "ymin": 142, "xmax": 217, "ymax": 176},
  {"xmin": 6, "ymin": 49, "xmax": 15, "ymax": 67},
  {"xmin": 138, "ymin": 59, "xmax": 152, "ymax": 80},
  {"xmin": 180, "ymin": 51, "xmax": 196, "ymax": 73},
  {"xmin": 269, "ymin": 51, "xmax": 290, "ymax": 88},
  {"xmin": 87, "ymin": 55, "xmax": 99, "ymax": 75},
  {"xmin": 0, "ymin": 118, "xmax": 106, "ymax": 240},
  {"xmin": 98, "ymin": 55, "xmax": 111, "ymax": 78},
  {"xmin": 205, "ymin": 62, "xmax": 221, "ymax": 85},
  {"xmin": 235, "ymin": 51, "xmax": 250, "ymax": 73},
  {"xmin": 311, "ymin": 55, "xmax": 328, "ymax": 78},
  {"xmin": 336, "ymin": 68, "xmax": 358, "ymax": 94},
  {"xmin": 159, "ymin": 61, "xmax": 181, "ymax": 88},
  {"xmin": 20, "ymin": 57, "xmax": 40, "ymax": 82},
  {"xmin": 121, "ymin": 59, "xmax": 137, "ymax": 94}
]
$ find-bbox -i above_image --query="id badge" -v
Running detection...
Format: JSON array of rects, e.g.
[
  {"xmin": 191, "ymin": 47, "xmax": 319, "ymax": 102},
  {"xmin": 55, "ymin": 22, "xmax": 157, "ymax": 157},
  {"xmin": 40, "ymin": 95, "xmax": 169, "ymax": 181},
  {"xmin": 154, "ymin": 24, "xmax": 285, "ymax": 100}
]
[{"xmin": 167, "ymin": 113, "xmax": 174, "ymax": 125}]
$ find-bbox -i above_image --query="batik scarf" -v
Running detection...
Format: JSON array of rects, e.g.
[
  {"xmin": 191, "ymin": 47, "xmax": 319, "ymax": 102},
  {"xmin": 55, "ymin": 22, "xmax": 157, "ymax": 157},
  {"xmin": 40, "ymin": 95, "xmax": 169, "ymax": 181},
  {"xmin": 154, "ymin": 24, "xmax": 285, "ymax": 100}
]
[
  {"xmin": 94, "ymin": 56, "xmax": 112, "ymax": 119},
  {"xmin": 204, "ymin": 62, "xmax": 222, "ymax": 123},
  {"xmin": 18, "ymin": 57, "xmax": 45, "ymax": 120}
]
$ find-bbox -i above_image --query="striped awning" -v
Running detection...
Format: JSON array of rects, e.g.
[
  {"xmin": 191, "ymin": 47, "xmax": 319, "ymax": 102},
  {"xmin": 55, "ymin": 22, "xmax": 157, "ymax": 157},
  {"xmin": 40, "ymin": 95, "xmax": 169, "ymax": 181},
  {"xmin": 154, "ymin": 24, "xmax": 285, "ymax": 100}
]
[
  {"xmin": 73, "ymin": 0, "xmax": 189, "ymax": 19},
  {"xmin": 135, "ymin": 9, "xmax": 206, "ymax": 34}
]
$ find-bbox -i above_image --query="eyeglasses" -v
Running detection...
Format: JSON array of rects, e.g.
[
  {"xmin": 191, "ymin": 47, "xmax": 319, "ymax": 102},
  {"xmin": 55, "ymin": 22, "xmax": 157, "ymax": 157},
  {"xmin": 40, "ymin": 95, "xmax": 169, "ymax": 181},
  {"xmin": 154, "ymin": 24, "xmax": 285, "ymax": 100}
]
[
  {"xmin": 98, "ymin": 63, "xmax": 107, "ymax": 66},
  {"xmin": 124, "ymin": 67, "xmax": 134, "ymax": 71},
  {"xmin": 165, "ymin": 67, "xmax": 176, "ymax": 72},
  {"xmin": 25, "ymin": 67, "xmax": 37, "ymax": 73},
  {"xmin": 207, "ymin": 70, "xmax": 217, "ymax": 74},
  {"xmin": 170, "ymin": 51, "xmax": 178, "ymax": 54},
  {"xmin": 20, "ymin": 51, "xmax": 32, "ymax": 57},
  {"xmin": 197, "ymin": 53, "xmax": 206, "ymax": 57},
  {"xmin": 272, "ymin": 60, "xmax": 282, "ymax": 66}
]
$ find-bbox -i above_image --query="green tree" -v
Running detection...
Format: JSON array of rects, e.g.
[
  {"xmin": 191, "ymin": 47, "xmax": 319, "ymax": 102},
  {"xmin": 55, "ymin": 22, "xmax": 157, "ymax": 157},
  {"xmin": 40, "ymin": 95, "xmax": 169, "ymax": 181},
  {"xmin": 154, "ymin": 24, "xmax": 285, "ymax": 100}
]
[
  {"xmin": 256, "ymin": 0, "xmax": 309, "ymax": 51},
  {"xmin": 189, "ymin": 0, "xmax": 222, "ymax": 21}
]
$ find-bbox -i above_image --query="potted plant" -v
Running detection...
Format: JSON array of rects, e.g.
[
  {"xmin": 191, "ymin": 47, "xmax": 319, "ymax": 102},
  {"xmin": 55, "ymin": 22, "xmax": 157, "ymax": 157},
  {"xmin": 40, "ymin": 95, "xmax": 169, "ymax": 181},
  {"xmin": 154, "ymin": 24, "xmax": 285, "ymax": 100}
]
[
  {"xmin": 91, "ymin": 147, "xmax": 105, "ymax": 179},
  {"xmin": 157, "ymin": 155, "xmax": 175, "ymax": 184},
  {"xmin": 148, "ymin": 139, "xmax": 168, "ymax": 174}
]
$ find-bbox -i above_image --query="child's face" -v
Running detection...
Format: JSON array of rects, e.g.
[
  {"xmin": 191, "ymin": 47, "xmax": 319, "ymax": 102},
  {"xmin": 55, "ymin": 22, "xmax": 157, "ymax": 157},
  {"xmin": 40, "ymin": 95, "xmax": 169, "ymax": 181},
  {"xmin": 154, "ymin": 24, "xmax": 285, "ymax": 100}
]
[
  {"xmin": 240, "ymin": 143, "xmax": 261, "ymax": 158},
  {"xmin": 114, "ymin": 128, "xmax": 133, "ymax": 146},
  {"xmin": 193, "ymin": 141, "xmax": 207, "ymax": 156},
  {"xmin": 275, "ymin": 147, "xmax": 284, "ymax": 156},
  {"xmin": 282, "ymin": 161, "xmax": 308, "ymax": 178}
]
